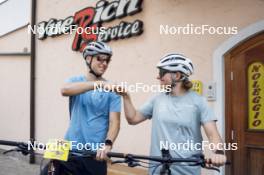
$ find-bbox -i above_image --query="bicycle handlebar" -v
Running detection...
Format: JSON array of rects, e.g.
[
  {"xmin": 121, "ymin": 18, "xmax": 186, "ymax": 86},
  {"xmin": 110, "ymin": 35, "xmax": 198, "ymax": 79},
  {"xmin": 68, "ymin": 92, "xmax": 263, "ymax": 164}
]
[
  {"xmin": 0, "ymin": 140, "xmax": 26, "ymax": 147},
  {"xmin": 71, "ymin": 149, "xmax": 207, "ymax": 164},
  {"xmin": 0, "ymin": 139, "xmax": 230, "ymax": 173}
]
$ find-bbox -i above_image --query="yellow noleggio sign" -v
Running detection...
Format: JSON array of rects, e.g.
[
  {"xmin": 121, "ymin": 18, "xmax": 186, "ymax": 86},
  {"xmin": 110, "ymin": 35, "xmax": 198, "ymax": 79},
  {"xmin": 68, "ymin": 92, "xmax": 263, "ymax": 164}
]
[
  {"xmin": 44, "ymin": 139, "xmax": 70, "ymax": 161},
  {"xmin": 248, "ymin": 62, "xmax": 264, "ymax": 130},
  {"xmin": 191, "ymin": 80, "xmax": 202, "ymax": 95}
]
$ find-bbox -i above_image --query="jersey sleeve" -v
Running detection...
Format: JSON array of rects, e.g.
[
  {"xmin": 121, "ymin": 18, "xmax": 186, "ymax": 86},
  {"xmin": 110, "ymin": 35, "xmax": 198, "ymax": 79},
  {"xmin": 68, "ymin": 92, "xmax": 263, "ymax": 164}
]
[
  {"xmin": 139, "ymin": 95, "xmax": 156, "ymax": 119},
  {"xmin": 109, "ymin": 93, "xmax": 121, "ymax": 113},
  {"xmin": 64, "ymin": 76, "xmax": 83, "ymax": 117},
  {"xmin": 65, "ymin": 76, "xmax": 81, "ymax": 83},
  {"xmin": 199, "ymin": 97, "xmax": 217, "ymax": 124}
]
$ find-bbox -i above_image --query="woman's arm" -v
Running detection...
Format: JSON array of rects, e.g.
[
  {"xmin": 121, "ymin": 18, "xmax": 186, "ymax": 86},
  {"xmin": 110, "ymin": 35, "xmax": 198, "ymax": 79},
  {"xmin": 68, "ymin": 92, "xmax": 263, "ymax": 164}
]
[
  {"xmin": 203, "ymin": 121, "xmax": 227, "ymax": 167},
  {"xmin": 123, "ymin": 94, "xmax": 147, "ymax": 125},
  {"xmin": 203, "ymin": 121, "xmax": 223, "ymax": 149}
]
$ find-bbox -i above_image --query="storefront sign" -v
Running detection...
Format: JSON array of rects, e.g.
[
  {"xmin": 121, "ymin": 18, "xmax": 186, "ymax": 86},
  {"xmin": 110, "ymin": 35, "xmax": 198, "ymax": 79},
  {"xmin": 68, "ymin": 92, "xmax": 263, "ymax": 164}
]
[
  {"xmin": 248, "ymin": 62, "xmax": 264, "ymax": 130},
  {"xmin": 191, "ymin": 80, "xmax": 203, "ymax": 95},
  {"xmin": 35, "ymin": 0, "xmax": 144, "ymax": 51}
]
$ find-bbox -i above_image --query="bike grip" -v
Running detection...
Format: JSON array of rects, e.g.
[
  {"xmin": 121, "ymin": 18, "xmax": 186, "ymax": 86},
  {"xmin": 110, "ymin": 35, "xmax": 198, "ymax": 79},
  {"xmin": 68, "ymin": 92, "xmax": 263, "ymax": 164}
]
[{"xmin": 107, "ymin": 152, "xmax": 125, "ymax": 158}]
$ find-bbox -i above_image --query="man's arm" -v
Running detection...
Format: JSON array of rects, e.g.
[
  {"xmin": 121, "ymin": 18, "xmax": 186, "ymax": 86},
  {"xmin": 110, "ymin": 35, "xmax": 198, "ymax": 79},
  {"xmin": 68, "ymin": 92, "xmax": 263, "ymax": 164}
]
[
  {"xmin": 203, "ymin": 121, "xmax": 227, "ymax": 166},
  {"xmin": 61, "ymin": 81, "xmax": 117, "ymax": 96},
  {"xmin": 123, "ymin": 94, "xmax": 147, "ymax": 125},
  {"xmin": 61, "ymin": 82, "xmax": 97, "ymax": 96},
  {"xmin": 106, "ymin": 112, "xmax": 121, "ymax": 143},
  {"xmin": 96, "ymin": 112, "xmax": 120, "ymax": 161}
]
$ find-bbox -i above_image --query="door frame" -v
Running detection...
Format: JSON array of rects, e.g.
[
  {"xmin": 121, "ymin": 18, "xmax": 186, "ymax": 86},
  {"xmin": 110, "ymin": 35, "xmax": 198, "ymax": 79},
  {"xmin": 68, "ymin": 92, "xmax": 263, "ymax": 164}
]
[{"xmin": 212, "ymin": 20, "xmax": 264, "ymax": 175}]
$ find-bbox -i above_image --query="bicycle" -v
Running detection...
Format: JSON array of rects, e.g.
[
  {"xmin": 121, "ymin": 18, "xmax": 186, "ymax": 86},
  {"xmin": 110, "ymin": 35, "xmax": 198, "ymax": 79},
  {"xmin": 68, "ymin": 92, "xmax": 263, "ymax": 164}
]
[{"xmin": 0, "ymin": 139, "xmax": 230, "ymax": 175}]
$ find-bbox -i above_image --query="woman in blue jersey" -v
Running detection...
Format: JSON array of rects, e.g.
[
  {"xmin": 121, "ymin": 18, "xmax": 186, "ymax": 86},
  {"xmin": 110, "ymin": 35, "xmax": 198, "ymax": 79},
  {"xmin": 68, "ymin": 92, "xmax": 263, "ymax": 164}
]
[{"xmin": 119, "ymin": 53, "xmax": 227, "ymax": 175}]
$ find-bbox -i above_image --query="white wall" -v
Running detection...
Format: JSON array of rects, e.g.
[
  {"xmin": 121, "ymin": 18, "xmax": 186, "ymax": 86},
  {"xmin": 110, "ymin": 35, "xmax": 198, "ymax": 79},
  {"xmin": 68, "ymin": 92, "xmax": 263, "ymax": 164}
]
[
  {"xmin": 0, "ymin": 56, "xmax": 30, "ymax": 141},
  {"xmin": 0, "ymin": 0, "xmax": 30, "ymax": 37},
  {"xmin": 0, "ymin": 27, "xmax": 30, "ymax": 148}
]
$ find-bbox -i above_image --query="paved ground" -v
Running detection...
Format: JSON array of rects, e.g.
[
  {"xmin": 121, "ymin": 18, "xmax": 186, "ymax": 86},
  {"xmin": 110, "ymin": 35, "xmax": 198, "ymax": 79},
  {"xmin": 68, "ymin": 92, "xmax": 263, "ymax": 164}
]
[
  {"xmin": 0, "ymin": 151, "xmax": 147, "ymax": 175},
  {"xmin": 0, "ymin": 153, "xmax": 40, "ymax": 175},
  {"xmin": 0, "ymin": 151, "xmax": 213, "ymax": 175}
]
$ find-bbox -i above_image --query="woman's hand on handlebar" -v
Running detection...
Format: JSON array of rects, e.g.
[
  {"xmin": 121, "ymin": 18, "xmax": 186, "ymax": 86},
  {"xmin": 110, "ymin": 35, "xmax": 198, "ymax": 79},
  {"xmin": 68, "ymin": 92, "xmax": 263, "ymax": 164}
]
[{"xmin": 205, "ymin": 152, "xmax": 227, "ymax": 167}]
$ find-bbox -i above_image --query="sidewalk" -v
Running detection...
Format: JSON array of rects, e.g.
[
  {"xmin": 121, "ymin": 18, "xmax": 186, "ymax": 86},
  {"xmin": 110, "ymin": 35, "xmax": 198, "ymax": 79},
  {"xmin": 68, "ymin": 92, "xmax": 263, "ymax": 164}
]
[
  {"xmin": 0, "ymin": 153, "xmax": 39, "ymax": 175},
  {"xmin": 0, "ymin": 150, "xmax": 147, "ymax": 175}
]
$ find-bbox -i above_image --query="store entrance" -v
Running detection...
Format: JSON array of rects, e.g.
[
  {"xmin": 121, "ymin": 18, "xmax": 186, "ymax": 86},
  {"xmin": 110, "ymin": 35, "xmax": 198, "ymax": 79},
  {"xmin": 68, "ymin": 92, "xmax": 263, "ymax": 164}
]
[{"xmin": 225, "ymin": 32, "xmax": 264, "ymax": 175}]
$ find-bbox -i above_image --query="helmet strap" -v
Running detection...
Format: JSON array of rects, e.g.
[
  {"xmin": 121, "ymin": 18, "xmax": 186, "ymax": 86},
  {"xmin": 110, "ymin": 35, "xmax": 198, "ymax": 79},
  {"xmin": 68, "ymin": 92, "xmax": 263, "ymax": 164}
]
[
  {"xmin": 170, "ymin": 73, "xmax": 185, "ymax": 87},
  {"xmin": 86, "ymin": 57, "xmax": 102, "ymax": 78},
  {"xmin": 166, "ymin": 73, "xmax": 188, "ymax": 95},
  {"xmin": 171, "ymin": 73, "xmax": 178, "ymax": 88}
]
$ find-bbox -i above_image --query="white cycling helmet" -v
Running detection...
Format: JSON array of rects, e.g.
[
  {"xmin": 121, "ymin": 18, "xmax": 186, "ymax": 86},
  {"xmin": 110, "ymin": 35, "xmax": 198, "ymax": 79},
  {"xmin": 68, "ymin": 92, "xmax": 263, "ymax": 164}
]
[
  {"xmin": 82, "ymin": 41, "xmax": 112, "ymax": 78},
  {"xmin": 83, "ymin": 41, "xmax": 112, "ymax": 59},
  {"xmin": 157, "ymin": 53, "xmax": 194, "ymax": 76}
]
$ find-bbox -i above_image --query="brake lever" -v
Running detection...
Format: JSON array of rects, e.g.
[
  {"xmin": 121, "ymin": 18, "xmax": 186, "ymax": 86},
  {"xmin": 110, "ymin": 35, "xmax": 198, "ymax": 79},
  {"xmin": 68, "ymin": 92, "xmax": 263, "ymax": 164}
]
[
  {"xmin": 199, "ymin": 155, "xmax": 220, "ymax": 173},
  {"xmin": 203, "ymin": 166, "xmax": 220, "ymax": 173},
  {"xmin": 111, "ymin": 160, "xmax": 126, "ymax": 164},
  {"xmin": 111, "ymin": 157, "xmax": 141, "ymax": 168},
  {"xmin": 127, "ymin": 161, "xmax": 140, "ymax": 167}
]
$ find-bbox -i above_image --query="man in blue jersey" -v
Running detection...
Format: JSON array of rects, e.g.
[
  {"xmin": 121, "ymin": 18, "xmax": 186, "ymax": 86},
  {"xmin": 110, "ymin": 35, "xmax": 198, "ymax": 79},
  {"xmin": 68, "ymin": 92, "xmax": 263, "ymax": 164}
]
[{"xmin": 41, "ymin": 41, "xmax": 121, "ymax": 175}]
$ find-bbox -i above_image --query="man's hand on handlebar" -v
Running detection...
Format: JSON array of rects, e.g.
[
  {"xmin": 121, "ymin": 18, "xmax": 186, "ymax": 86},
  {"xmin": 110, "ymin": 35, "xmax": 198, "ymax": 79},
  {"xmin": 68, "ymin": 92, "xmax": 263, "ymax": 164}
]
[{"xmin": 96, "ymin": 145, "xmax": 112, "ymax": 161}]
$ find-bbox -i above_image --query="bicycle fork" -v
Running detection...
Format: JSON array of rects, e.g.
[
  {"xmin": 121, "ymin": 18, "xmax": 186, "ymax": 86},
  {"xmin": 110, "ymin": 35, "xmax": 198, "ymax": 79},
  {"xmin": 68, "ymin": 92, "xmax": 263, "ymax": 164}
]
[
  {"xmin": 47, "ymin": 160, "xmax": 56, "ymax": 175},
  {"xmin": 160, "ymin": 149, "xmax": 172, "ymax": 175}
]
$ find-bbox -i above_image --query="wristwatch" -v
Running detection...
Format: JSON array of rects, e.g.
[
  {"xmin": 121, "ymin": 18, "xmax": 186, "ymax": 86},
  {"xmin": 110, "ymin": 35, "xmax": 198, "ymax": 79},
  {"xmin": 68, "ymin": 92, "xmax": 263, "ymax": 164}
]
[{"xmin": 105, "ymin": 139, "xmax": 113, "ymax": 147}]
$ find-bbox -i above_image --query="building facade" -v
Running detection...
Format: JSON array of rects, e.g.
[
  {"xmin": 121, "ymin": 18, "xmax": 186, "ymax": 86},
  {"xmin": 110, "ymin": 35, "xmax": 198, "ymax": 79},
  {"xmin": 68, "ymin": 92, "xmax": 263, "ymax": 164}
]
[{"xmin": 0, "ymin": 0, "xmax": 264, "ymax": 175}]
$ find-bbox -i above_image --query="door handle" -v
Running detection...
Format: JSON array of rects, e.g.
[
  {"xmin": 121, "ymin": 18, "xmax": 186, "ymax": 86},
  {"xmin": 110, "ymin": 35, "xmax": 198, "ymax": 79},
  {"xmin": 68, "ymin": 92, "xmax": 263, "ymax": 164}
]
[{"xmin": 231, "ymin": 129, "xmax": 235, "ymax": 141}]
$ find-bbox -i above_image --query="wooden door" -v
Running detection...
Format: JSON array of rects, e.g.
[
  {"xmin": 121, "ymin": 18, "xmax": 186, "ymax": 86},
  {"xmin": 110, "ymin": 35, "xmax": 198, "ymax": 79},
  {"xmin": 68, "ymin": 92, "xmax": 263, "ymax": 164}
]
[{"xmin": 225, "ymin": 32, "xmax": 264, "ymax": 175}]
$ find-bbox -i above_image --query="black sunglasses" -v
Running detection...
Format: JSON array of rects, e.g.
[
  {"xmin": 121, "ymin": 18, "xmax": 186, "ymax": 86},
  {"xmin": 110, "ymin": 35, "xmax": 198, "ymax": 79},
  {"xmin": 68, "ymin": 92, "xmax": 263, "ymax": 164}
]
[
  {"xmin": 159, "ymin": 69, "xmax": 171, "ymax": 78},
  {"xmin": 95, "ymin": 55, "xmax": 111, "ymax": 64}
]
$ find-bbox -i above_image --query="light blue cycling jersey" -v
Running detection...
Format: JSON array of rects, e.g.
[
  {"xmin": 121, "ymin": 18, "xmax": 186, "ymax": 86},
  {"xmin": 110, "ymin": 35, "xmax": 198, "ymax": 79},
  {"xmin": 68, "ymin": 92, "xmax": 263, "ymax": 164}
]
[
  {"xmin": 140, "ymin": 91, "xmax": 217, "ymax": 175},
  {"xmin": 64, "ymin": 75, "xmax": 121, "ymax": 150}
]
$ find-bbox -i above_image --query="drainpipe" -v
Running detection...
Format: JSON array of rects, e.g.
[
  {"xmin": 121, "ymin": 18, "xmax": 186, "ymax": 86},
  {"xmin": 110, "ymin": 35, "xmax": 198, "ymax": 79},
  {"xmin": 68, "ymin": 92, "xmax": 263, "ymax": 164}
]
[{"xmin": 29, "ymin": 0, "xmax": 37, "ymax": 164}]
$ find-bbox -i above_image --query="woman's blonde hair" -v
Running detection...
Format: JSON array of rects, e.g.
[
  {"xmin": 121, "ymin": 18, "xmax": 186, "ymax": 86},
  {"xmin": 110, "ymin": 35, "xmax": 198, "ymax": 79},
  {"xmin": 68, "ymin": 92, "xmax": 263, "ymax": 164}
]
[{"xmin": 182, "ymin": 79, "xmax": 193, "ymax": 91}]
